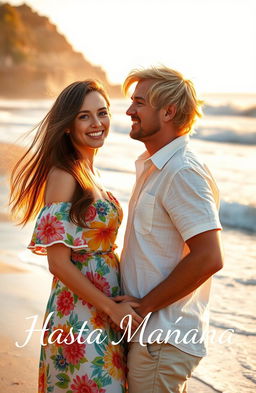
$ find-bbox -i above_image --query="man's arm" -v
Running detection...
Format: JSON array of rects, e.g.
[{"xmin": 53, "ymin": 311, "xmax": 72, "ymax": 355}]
[{"xmin": 118, "ymin": 229, "xmax": 223, "ymax": 318}]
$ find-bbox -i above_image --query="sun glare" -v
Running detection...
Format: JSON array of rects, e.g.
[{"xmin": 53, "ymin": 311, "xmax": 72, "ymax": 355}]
[{"xmin": 6, "ymin": 0, "xmax": 256, "ymax": 93}]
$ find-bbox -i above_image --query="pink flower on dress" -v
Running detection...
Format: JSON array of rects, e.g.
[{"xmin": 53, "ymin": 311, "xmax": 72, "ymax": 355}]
[
  {"xmin": 57, "ymin": 290, "xmax": 74, "ymax": 316},
  {"xmin": 73, "ymin": 237, "xmax": 86, "ymax": 247},
  {"xmin": 37, "ymin": 213, "xmax": 65, "ymax": 244},
  {"xmin": 62, "ymin": 335, "xmax": 86, "ymax": 365},
  {"xmin": 80, "ymin": 298, "xmax": 93, "ymax": 309},
  {"xmin": 71, "ymin": 375, "xmax": 106, "ymax": 393},
  {"xmin": 85, "ymin": 205, "xmax": 97, "ymax": 222},
  {"xmin": 86, "ymin": 272, "xmax": 111, "ymax": 296}
]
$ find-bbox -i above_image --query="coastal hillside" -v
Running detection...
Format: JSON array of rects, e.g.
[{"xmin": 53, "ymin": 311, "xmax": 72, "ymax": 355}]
[{"xmin": 0, "ymin": 3, "xmax": 121, "ymax": 98}]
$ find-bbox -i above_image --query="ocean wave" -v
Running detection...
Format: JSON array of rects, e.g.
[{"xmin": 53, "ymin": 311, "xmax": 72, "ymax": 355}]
[
  {"xmin": 220, "ymin": 201, "xmax": 256, "ymax": 233},
  {"xmin": 203, "ymin": 104, "xmax": 256, "ymax": 117},
  {"xmin": 209, "ymin": 320, "xmax": 256, "ymax": 336},
  {"xmin": 234, "ymin": 278, "xmax": 256, "ymax": 286},
  {"xmin": 112, "ymin": 123, "xmax": 256, "ymax": 145},
  {"xmin": 194, "ymin": 127, "xmax": 256, "ymax": 145}
]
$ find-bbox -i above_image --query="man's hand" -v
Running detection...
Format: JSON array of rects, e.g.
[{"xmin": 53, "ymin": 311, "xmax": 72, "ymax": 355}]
[
  {"xmin": 113, "ymin": 295, "xmax": 149, "ymax": 318},
  {"xmin": 108, "ymin": 301, "xmax": 143, "ymax": 331},
  {"xmin": 113, "ymin": 295, "xmax": 141, "ymax": 304}
]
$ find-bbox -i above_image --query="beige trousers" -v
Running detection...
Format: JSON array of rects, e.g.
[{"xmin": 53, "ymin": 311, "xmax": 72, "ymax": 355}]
[{"xmin": 127, "ymin": 342, "xmax": 202, "ymax": 393}]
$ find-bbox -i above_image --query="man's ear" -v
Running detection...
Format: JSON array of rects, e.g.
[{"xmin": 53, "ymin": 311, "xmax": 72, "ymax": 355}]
[{"xmin": 163, "ymin": 104, "xmax": 176, "ymax": 122}]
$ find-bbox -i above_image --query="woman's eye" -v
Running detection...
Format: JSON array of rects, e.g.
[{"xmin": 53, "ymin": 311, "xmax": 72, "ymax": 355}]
[
  {"xmin": 79, "ymin": 114, "xmax": 89, "ymax": 120},
  {"xmin": 98, "ymin": 111, "xmax": 108, "ymax": 117}
]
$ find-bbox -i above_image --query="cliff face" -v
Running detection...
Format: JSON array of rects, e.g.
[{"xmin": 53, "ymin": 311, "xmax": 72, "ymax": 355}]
[{"xmin": 0, "ymin": 3, "xmax": 121, "ymax": 98}]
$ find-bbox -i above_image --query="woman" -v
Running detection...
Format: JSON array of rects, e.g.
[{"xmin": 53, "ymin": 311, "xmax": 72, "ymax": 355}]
[{"xmin": 10, "ymin": 80, "xmax": 142, "ymax": 393}]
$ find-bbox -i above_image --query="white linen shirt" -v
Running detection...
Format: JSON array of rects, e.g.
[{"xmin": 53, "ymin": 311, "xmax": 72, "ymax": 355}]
[{"xmin": 120, "ymin": 134, "xmax": 222, "ymax": 357}]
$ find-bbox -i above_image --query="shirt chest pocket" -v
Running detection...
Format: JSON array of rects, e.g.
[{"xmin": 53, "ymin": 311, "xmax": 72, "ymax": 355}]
[{"xmin": 134, "ymin": 193, "xmax": 155, "ymax": 235}]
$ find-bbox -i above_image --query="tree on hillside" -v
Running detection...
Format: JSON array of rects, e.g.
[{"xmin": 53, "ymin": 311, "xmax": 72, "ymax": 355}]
[{"xmin": 0, "ymin": 3, "xmax": 28, "ymax": 64}]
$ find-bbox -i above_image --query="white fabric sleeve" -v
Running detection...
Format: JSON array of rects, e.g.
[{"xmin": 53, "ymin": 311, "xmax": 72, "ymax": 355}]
[{"xmin": 162, "ymin": 167, "xmax": 222, "ymax": 241}]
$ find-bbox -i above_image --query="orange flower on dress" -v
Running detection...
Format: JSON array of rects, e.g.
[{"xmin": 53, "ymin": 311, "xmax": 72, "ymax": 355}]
[
  {"xmin": 38, "ymin": 364, "xmax": 47, "ymax": 393},
  {"xmin": 83, "ymin": 217, "xmax": 117, "ymax": 251},
  {"xmin": 90, "ymin": 309, "xmax": 107, "ymax": 329},
  {"xmin": 104, "ymin": 254, "xmax": 119, "ymax": 270},
  {"xmin": 50, "ymin": 324, "xmax": 73, "ymax": 346},
  {"xmin": 103, "ymin": 343, "xmax": 125, "ymax": 382}
]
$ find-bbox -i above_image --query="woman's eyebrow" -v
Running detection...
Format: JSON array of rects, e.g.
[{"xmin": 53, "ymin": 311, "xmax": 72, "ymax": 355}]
[{"xmin": 77, "ymin": 106, "xmax": 107, "ymax": 114}]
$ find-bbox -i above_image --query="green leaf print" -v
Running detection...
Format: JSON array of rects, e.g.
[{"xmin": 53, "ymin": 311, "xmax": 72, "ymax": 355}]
[
  {"xmin": 92, "ymin": 356, "xmax": 104, "ymax": 367},
  {"xmin": 57, "ymin": 311, "xmax": 63, "ymax": 318},
  {"xmin": 111, "ymin": 286, "xmax": 119, "ymax": 297},
  {"xmin": 75, "ymin": 226, "xmax": 83, "ymax": 233},
  {"xmin": 47, "ymin": 386, "xmax": 54, "ymax": 392},
  {"xmin": 66, "ymin": 233, "xmax": 74, "ymax": 245},
  {"xmin": 91, "ymin": 368, "xmax": 102, "ymax": 379},
  {"xmin": 74, "ymin": 363, "xmax": 80, "ymax": 371},
  {"xmin": 94, "ymin": 342, "xmax": 105, "ymax": 356},
  {"xmin": 109, "ymin": 327, "xmax": 117, "ymax": 343},
  {"xmin": 79, "ymin": 357, "xmax": 88, "ymax": 363},
  {"xmin": 98, "ymin": 215, "xmax": 106, "ymax": 222},
  {"xmin": 55, "ymin": 373, "xmax": 70, "ymax": 389},
  {"xmin": 100, "ymin": 374, "xmax": 112, "ymax": 387},
  {"xmin": 69, "ymin": 364, "xmax": 75, "ymax": 374},
  {"xmin": 55, "ymin": 212, "xmax": 63, "ymax": 221},
  {"xmin": 94, "ymin": 376, "xmax": 104, "ymax": 388},
  {"xmin": 68, "ymin": 312, "xmax": 89, "ymax": 333},
  {"xmin": 95, "ymin": 258, "xmax": 110, "ymax": 276}
]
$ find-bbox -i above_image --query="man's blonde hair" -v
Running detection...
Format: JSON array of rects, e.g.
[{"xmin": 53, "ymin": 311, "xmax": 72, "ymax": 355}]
[{"xmin": 123, "ymin": 66, "xmax": 203, "ymax": 134}]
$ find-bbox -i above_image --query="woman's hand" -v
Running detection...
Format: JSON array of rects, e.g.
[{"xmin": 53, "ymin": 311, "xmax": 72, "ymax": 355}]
[
  {"xmin": 107, "ymin": 301, "xmax": 143, "ymax": 331},
  {"xmin": 113, "ymin": 295, "xmax": 141, "ymax": 304}
]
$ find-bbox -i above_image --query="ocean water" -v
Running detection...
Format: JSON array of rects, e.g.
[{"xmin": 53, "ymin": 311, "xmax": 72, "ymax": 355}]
[{"xmin": 0, "ymin": 95, "xmax": 255, "ymax": 392}]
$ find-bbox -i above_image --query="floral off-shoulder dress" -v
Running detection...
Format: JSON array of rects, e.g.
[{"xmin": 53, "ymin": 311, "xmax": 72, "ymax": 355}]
[{"xmin": 28, "ymin": 192, "xmax": 126, "ymax": 393}]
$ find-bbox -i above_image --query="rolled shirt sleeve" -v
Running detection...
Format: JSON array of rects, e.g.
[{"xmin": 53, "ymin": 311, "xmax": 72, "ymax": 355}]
[{"xmin": 163, "ymin": 167, "xmax": 222, "ymax": 242}]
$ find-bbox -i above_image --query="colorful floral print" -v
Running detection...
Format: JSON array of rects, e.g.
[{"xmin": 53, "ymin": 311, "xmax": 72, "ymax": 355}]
[
  {"xmin": 28, "ymin": 195, "xmax": 126, "ymax": 392},
  {"xmin": 85, "ymin": 205, "xmax": 97, "ymax": 222},
  {"xmin": 62, "ymin": 336, "xmax": 86, "ymax": 365},
  {"xmin": 85, "ymin": 217, "xmax": 118, "ymax": 251},
  {"xmin": 86, "ymin": 272, "xmax": 111, "ymax": 296},
  {"xmin": 103, "ymin": 343, "xmax": 125, "ymax": 381},
  {"xmin": 94, "ymin": 200, "xmax": 110, "ymax": 221},
  {"xmin": 57, "ymin": 290, "xmax": 75, "ymax": 316},
  {"xmin": 37, "ymin": 213, "xmax": 65, "ymax": 244},
  {"xmin": 71, "ymin": 374, "xmax": 106, "ymax": 393}
]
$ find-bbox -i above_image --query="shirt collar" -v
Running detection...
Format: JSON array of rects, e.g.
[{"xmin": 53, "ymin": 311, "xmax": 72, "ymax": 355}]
[{"xmin": 136, "ymin": 134, "xmax": 190, "ymax": 170}]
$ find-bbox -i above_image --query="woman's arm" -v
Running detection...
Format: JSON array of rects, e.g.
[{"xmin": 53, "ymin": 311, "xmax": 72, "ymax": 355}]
[
  {"xmin": 47, "ymin": 244, "xmax": 142, "ymax": 329},
  {"xmin": 45, "ymin": 168, "xmax": 143, "ymax": 329}
]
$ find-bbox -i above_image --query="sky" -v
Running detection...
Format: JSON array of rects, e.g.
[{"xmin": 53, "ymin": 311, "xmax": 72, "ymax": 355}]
[{"xmin": 7, "ymin": 0, "xmax": 256, "ymax": 93}]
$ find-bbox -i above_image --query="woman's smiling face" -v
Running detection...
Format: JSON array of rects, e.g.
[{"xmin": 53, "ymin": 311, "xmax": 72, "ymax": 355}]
[{"xmin": 69, "ymin": 90, "xmax": 110, "ymax": 151}]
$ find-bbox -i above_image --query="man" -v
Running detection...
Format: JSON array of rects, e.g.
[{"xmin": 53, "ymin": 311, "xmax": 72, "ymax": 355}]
[{"xmin": 118, "ymin": 66, "xmax": 223, "ymax": 393}]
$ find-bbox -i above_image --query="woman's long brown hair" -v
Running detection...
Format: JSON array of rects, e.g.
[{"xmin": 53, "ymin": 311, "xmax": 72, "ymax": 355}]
[{"xmin": 9, "ymin": 80, "xmax": 110, "ymax": 227}]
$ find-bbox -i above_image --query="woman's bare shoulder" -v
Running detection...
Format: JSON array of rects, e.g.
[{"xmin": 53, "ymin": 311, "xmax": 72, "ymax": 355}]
[{"xmin": 45, "ymin": 168, "xmax": 76, "ymax": 204}]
